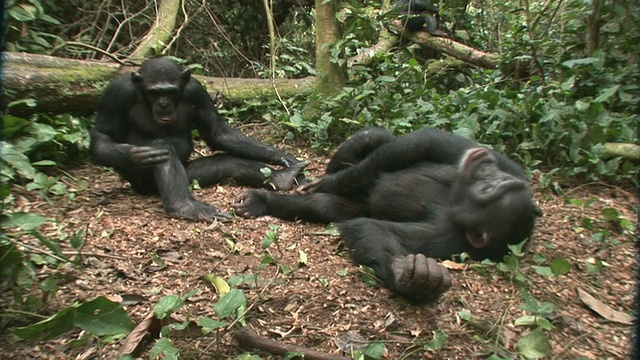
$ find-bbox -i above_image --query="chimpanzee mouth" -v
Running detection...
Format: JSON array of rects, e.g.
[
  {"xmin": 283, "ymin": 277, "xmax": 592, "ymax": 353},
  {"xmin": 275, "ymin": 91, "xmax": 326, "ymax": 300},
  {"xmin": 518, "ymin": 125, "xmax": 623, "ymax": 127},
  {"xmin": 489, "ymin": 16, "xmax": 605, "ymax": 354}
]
[{"xmin": 158, "ymin": 116, "xmax": 174, "ymax": 123}]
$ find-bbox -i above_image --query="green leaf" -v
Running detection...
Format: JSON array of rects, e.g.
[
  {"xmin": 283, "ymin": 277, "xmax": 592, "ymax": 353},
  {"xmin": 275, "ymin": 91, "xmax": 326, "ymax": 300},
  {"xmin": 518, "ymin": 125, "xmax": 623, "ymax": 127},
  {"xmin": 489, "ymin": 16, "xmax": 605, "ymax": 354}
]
[
  {"xmin": 457, "ymin": 309, "xmax": 473, "ymax": 322},
  {"xmin": 1, "ymin": 212, "xmax": 52, "ymax": 231},
  {"xmin": 514, "ymin": 315, "xmax": 544, "ymax": 327},
  {"xmin": 531, "ymin": 265, "xmax": 554, "ymax": 278},
  {"xmin": 74, "ymin": 297, "xmax": 134, "ymax": 336},
  {"xmin": 561, "ymin": 57, "xmax": 599, "ymax": 68},
  {"xmin": 154, "ymin": 295, "xmax": 186, "ymax": 320},
  {"xmin": 549, "ymin": 258, "xmax": 571, "ymax": 276},
  {"xmin": 197, "ymin": 317, "xmax": 228, "ymax": 335},
  {"xmin": 69, "ymin": 230, "xmax": 85, "ymax": 250},
  {"xmin": 8, "ymin": 4, "xmax": 38, "ymax": 21},
  {"xmin": 261, "ymin": 230, "xmax": 277, "ymax": 249},
  {"xmin": 0, "ymin": 142, "xmax": 38, "ymax": 180},
  {"xmin": 600, "ymin": 207, "xmax": 620, "ymax": 221},
  {"xmin": 213, "ymin": 289, "xmax": 247, "ymax": 318},
  {"xmin": 517, "ymin": 329, "xmax": 551, "ymax": 359},
  {"xmin": 376, "ymin": 75, "xmax": 396, "ymax": 82},
  {"xmin": 594, "ymin": 85, "xmax": 619, "ymax": 103},
  {"xmin": 259, "ymin": 254, "xmax": 276, "ymax": 270},
  {"xmin": 423, "ymin": 330, "xmax": 448, "ymax": 351},
  {"xmin": 12, "ymin": 307, "xmax": 76, "ymax": 340},
  {"xmin": 150, "ymin": 338, "xmax": 179, "ymax": 360},
  {"xmin": 0, "ymin": 115, "xmax": 30, "ymax": 138},
  {"xmin": 363, "ymin": 341, "xmax": 386, "ymax": 359},
  {"xmin": 203, "ymin": 274, "xmax": 231, "ymax": 294},
  {"xmin": 298, "ymin": 250, "xmax": 308, "ymax": 266}
]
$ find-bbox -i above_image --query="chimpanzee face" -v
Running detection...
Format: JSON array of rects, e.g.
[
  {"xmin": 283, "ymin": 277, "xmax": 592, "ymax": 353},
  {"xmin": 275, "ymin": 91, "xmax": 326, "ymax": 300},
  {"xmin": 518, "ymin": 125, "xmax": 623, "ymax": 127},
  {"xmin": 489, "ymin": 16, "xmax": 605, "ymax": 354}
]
[
  {"xmin": 131, "ymin": 59, "xmax": 191, "ymax": 125},
  {"xmin": 451, "ymin": 147, "xmax": 536, "ymax": 252},
  {"xmin": 143, "ymin": 84, "xmax": 183, "ymax": 124}
]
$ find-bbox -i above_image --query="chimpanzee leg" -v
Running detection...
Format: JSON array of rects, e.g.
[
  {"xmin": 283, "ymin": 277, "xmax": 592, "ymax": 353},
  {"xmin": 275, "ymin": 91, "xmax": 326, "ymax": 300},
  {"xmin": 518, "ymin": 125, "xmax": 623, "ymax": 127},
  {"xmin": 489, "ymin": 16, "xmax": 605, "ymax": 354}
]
[
  {"xmin": 233, "ymin": 190, "xmax": 364, "ymax": 223},
  {"xmin": 326, "ymin": 127, "xmax": 396, "ymax": 174},
  {"xmin": 338, "ymin": 218, "xmax": 453, "ymax": 302},
  {"xmin": 152, "ymin": 140, "xmax": 229, "ymax": 221},
  {"xmin": 317, "ymin": 128, "xmax": 475, "ymax": 196},
  {"xmin": 187, "ymin": 154, "xmax": 307, "ymax": 191}
]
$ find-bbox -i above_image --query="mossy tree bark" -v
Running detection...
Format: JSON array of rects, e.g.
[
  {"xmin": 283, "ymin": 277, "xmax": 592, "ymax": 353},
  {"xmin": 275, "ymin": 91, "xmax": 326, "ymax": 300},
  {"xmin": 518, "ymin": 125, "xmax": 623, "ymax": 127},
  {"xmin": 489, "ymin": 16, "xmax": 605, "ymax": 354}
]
[
  {"xmin": 2, "ymin": 53, "xmax": 313, "ymax": 115},
  {"xmin": 128, "ymin": 0, "xmax": 181, "ymax": 60},
  {"xmin": 304, "ymin": 0, "xmax": 347, "ymax": 119}
]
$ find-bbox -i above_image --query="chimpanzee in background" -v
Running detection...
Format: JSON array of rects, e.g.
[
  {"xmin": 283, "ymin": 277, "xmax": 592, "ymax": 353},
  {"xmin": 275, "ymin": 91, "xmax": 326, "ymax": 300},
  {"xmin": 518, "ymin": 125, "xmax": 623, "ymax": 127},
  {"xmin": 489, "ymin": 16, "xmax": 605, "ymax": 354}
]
[
  {"xmin": 90, "ymin": 58, "xmax": 307, "ymax": 221},
  {"xmin": 233, "ymin": 127, "xmax": 540, "ymax": 302},
  {"xmin": 396, "ymin": 0, "xmax": 447, "ymax": 36}
]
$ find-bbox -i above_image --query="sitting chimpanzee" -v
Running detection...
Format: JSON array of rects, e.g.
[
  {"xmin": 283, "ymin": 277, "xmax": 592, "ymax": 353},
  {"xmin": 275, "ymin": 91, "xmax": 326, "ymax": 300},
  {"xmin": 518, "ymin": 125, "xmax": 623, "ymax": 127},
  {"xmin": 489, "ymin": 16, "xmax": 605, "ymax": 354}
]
[
  {"xmin": 396, "ymin": 0, "xmax": 447, "ymax": 36},
  {"xmin": 233, "ymin": 127, "xmax": 540, "ymax": 302},
  {"xmin": 90, "ymin": 58, "xmax": 307, "ymax": 221}
]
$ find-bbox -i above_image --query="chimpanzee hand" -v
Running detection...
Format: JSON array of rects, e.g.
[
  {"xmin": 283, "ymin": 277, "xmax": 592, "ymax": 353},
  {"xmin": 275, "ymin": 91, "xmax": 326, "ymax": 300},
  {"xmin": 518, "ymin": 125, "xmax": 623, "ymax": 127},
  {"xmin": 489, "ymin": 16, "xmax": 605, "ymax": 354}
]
[
  {"xmin": 295, "ymin": 174, "xmax": 337, "ymax": 194},
  {"xmin": 167, "ymin": 199, "xmax": 231, "ymax": 221},
  {"xmin": 391, "ymin": 254, "xmax": 452, "ymax": 302},
  {"xmin": 231, "ymin": 190, "xmax": 268, "ymax": 218},
  {"xmin": 131, "ymin": 146, "xmax": 171, "ymax": 167}
]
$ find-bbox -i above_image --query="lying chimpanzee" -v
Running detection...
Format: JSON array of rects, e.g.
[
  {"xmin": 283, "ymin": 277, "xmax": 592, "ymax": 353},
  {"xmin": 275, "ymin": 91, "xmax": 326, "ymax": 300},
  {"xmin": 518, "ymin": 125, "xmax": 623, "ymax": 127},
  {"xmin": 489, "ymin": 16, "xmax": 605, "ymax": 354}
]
[
  {"xmin": 90, "ymin": 58, "xmax": 307, "ymax": 221},
  {"xmin": 233, "ymin": 127, "xmax": 539, "ymax": 302}
]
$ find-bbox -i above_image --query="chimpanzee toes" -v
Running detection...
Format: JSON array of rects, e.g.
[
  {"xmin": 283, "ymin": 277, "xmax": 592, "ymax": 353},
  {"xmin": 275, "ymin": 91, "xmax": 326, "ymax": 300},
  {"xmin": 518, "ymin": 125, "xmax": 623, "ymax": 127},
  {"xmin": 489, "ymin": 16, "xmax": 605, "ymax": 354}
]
[
  {"xmin": 231, "ymin": 190, "xmax": 269, "ymax": 218},
  {"xmin": 270, "ymin": 161, "xmax": 310, "ymax": 191},
  {"xmin": 392, "ymin": 254, "xmax": 451, "ymax": 302}
]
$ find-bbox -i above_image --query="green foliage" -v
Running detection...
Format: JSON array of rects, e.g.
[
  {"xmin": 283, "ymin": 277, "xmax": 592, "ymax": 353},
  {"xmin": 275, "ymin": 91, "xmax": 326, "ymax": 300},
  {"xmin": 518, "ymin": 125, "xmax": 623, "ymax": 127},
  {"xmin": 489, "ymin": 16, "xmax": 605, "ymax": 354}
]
[
  {"xmin": 0, "ymin": 212, "xmax": 86, "ymax": 320},
  {"xmin": 12, "ymin": 296, "xmax": 133, "ymax": 340},
  {"xmin": 5, "ymin": 0, "xmax": 62, "ymax": 52},
  {"xmin": 274, "ymin": 0, "xmax": 640, "ymax": 185},
  {"xmin": 1, "ymin": 112, "xmax": 91, "ymax": 200}
]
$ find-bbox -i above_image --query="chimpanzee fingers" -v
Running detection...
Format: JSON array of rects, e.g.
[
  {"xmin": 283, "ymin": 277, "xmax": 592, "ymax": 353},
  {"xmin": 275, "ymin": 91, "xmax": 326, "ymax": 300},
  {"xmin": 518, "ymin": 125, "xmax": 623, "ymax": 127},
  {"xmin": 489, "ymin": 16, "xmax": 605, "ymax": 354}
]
[
  {"xmin": 423, "ymin": 256, "xmax": 452, "ymax": 295},
  {"xmin": 393, "ymin": 254, "xmax": 451, "ymax": 301},
  {"xmin": 132, "ymin": 147, "xmax": 171, "ymax": 166},
  {"xmin": 137, "ymin": 154, "xmax": 171, "ymax": 166},
  {"xmin": 296, "ymin": 178, "xmax": 322, "ymax": 194}
]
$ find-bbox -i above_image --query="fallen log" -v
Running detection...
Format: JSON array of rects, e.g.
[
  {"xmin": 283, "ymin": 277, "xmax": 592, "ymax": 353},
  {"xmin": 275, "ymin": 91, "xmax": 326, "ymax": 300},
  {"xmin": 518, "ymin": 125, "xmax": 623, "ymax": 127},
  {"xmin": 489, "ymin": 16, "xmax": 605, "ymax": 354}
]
[{"xmin": 2, "ymin": 53, "xmax": 313, "ymax": 114}]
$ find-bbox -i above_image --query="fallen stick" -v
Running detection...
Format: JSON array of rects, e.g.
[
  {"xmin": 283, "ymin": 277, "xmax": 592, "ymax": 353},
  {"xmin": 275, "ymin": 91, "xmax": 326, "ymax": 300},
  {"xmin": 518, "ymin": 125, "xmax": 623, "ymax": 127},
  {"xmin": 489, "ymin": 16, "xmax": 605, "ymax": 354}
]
[{"xmin": 234, "ymin": 328, "xmax": 350, "ymax": 360}]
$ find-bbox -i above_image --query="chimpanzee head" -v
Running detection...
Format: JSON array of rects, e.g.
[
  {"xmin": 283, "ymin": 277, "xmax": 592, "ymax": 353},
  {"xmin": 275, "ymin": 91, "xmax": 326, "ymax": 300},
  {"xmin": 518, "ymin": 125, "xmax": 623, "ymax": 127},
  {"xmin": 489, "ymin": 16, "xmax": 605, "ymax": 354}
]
[
  {"xmin": 131, "ymin": 58, "xmax": 191, "ymax": 124},
  {"xmin": 450, "ymin": 147, "xmax": 538, "ymax": 258}
]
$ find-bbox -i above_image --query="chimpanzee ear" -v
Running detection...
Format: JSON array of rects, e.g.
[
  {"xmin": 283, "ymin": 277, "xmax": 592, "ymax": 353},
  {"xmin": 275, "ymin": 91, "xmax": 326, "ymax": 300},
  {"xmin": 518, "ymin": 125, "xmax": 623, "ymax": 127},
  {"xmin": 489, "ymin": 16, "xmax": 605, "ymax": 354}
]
[
  {"xmin": 131, "ymin": 72, "xmax": 144, "ymax": 84},
  {"xmin": 180, "ymin": 69, "xmax": 191, "ymax": 87}
]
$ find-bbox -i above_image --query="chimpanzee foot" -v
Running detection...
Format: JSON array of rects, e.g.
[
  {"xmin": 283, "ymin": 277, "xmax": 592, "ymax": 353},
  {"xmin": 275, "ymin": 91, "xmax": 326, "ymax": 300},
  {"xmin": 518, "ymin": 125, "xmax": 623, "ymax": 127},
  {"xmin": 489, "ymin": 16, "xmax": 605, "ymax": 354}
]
[
  {"xmin": 167, "ymin": 200, "xmax": 231, "ymax": 221},
  {"xmin": 269, "ymin": 161, "xmax": 309, "ymax": 190},
  {"xmin": 391, "ymin": 254, "xmax": 452, "ymax": 302},
  {"xmin": 231, "ymin": 190, "xmax": 268, "ymax": 218}
]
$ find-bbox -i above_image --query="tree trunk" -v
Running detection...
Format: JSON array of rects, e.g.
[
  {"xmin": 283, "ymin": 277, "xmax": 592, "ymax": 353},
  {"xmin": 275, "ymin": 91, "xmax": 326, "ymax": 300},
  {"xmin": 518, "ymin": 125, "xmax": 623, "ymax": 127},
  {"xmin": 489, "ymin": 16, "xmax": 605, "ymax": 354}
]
[
  {"xmin": 2, "ymin": 53, "xmax": 313, "ymax": 115},
  {"xmin": 313, "ymin": 0, "xmax": 347, "ymax": 97},
  {"xmin": 128, "ymin": 0, "xmax": 181, "ymax": 59}
]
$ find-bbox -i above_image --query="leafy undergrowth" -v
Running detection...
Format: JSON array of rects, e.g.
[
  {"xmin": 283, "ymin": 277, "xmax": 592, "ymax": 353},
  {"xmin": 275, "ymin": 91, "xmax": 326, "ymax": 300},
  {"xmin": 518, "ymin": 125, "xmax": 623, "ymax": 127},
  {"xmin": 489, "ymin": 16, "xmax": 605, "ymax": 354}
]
[{"xmin": 0, "ymin": 142, "xmax": 636, "ymax": 359}]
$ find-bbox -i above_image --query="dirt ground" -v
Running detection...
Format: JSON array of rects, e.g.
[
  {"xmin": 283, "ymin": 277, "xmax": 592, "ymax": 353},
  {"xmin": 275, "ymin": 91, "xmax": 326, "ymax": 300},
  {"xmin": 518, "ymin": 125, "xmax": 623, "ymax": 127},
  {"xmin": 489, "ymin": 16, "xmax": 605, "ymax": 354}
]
[{"xmin": 1, "ymin": 131, "xmax": 637, "ymax": 359}]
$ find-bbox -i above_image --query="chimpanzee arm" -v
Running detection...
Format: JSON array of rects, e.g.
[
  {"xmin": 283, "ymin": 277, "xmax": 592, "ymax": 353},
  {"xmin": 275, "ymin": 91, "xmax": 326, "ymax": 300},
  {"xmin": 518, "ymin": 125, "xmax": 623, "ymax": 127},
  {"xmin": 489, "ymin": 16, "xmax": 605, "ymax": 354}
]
[
  {"xmin": 90, "ymin": 78, "xmax": 170, "ymax": 168},
  {"xmin": 338, "ymin": 218, "xmax": 454, "ymax": 302},
  {"xmin": 188, "ymin": 81, "xmax": 298, "ymax": 167},
  {"xmin": 318, "ymin": 128, "xmax": 474, "ymax": 195}
]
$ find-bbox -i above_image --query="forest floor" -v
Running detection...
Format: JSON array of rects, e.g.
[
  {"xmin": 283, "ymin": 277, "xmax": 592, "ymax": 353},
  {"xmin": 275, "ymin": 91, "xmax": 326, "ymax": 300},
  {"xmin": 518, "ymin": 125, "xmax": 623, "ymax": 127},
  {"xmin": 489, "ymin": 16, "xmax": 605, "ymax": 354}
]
[{"xmin": 1, "ymin": 127, "xmax": 637, "ymax": 359}]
